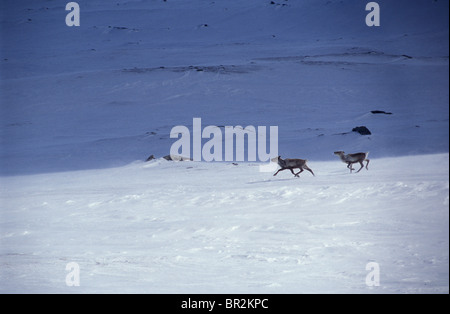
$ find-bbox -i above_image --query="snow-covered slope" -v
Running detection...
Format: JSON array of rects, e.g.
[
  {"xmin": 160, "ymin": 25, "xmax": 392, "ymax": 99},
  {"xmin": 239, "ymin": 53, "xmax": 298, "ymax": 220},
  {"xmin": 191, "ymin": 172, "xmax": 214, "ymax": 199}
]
[
  {"xmin": 1, "ymin": 154, "xmax": 449, "ymax": 293},
  {"xmin": 1, "ymin": 0, "xmax": 448, "ymax": 174},
  {"xmin": 0, "ymin": 0, "xmax": 448, "ymax": 293}
]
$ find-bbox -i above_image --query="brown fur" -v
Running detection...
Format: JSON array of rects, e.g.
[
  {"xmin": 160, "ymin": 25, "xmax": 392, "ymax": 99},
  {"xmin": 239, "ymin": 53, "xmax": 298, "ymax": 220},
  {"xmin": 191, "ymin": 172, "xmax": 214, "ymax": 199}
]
[{"xmin": 274, "ymin": 156, "xmax": 315, "ymax": 177}]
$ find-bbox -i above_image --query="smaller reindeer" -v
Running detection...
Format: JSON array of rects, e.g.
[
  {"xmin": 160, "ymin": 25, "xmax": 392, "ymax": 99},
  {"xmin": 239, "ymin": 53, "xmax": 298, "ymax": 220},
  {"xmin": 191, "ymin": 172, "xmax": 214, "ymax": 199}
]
[
  {"xmin": 273, "ymin": 156, "xmax": 315, "ymax": 177},
  {"xmin": 334, "ymin": 151, "xmax": 370, "ymax": 173}
]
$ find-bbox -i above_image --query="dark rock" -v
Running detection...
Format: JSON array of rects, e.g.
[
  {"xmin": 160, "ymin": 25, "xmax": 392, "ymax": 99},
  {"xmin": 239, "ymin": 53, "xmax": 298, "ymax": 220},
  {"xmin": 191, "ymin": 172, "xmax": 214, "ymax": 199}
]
[
  {"xmin": 371, "ymin": 110, "xmax": 392, "ymax": 115},
  {"xmin": 146, "ymin": 154, "xmax": 155, "ymax": 162},
  {"xmin": 352, "ymin": 126, "xmax": 372, "ymax": 135},
  {"xmin": 163, "ymin": 155, "xmax": 192, "ymax": 161}
]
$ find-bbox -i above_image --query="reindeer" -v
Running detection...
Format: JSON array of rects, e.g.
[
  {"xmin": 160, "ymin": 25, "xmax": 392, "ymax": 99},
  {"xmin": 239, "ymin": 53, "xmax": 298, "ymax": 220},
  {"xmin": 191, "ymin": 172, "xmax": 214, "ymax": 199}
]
[
  {"xmin": 334, "ymin": 151, "xmax": 370, "ymax": 173},
  {"xmin": 273, "ymin": 156, "xmax": 315, "ymax": 177}
]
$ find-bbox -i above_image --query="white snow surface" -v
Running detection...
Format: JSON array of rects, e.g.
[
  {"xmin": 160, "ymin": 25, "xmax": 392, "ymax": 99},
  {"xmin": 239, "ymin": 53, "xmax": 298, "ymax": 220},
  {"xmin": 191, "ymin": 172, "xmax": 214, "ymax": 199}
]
[
  {"xmin": 0, "ymin": 0, "xmax": 449, "ymax": 293},
  {"xmin": 1, "ymin": 155, "xmax": 449, "ymax": 293}
]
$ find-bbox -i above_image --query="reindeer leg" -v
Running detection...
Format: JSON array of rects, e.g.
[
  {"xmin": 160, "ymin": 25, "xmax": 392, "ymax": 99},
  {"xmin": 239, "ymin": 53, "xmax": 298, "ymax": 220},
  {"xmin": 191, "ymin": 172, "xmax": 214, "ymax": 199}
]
[
  {"xmin": 356, "ymin": 161, "xmax": 364, "ymax": 173},
  {"xmin": 365, "ymin": 159, "xmax": 370, "ymax": 170},
  {"xmin": 347, "ymin": 162, "xmax": 354, "ymax": 173},
  {"xmin": 304, "ymin": 165, "xmax": 315, "ymax": 176},
  {"xmin": 274, "ymin": 168, "xmax": 286, "ymax": 176},
  {"xmin": 294, "ymin": 168, "xmax": 304, "ymax": 177}
]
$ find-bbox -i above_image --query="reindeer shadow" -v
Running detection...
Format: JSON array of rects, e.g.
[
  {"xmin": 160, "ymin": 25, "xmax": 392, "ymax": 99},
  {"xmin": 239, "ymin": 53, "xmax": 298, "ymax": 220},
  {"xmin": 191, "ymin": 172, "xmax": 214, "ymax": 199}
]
[{"xmin": 247, "ymin": 178, "xmax": 298, "ymax": 184}]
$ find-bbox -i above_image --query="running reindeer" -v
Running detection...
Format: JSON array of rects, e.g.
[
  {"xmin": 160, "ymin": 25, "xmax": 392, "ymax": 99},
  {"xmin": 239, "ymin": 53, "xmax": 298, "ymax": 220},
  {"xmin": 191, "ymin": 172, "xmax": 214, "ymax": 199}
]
[
  {"xmin": 334, "ymin": 151, "xmax": 370, "ymax": 173},
  {"xmin": 273, "ymin": 156, "xmax": 315, "ymax": 177}
]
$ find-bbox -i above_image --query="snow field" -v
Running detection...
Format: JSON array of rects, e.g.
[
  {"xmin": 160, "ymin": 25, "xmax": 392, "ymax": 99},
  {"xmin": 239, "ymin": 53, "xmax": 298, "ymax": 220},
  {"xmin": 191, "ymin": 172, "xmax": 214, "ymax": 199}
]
[{"xmin": 1, "ymin": 154, "xmax": 448, "ymax": 293}]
